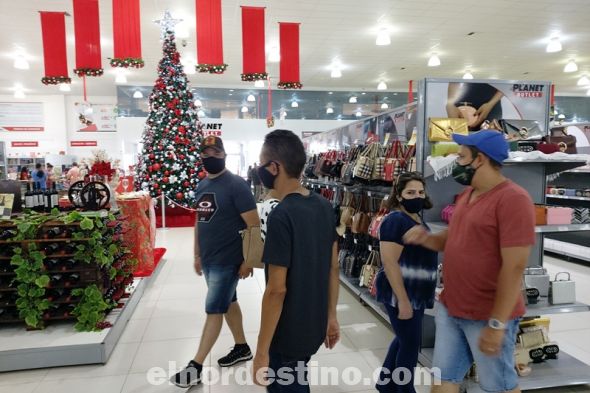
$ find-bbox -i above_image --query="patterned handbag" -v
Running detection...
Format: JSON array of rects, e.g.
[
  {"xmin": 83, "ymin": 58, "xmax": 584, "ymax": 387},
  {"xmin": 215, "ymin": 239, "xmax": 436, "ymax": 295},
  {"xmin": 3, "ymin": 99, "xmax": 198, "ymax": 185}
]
[
  {"xmin": 383, "ymin": 141, "xmax": 402, "ymax": 183},
  {"xmin": 371, "ymin": 144, "xmax": 386, "ymax": 181},
  {"xmin": 360, "ymin": 250, "xmax": 381, "ymax": 288},
  {"xmin": 369, "ymin": 209, "xmax": 388, "ymax": 239},
  {"xmin": 353, "ymin": 143, "xmax": 379, "ymax": 180}
]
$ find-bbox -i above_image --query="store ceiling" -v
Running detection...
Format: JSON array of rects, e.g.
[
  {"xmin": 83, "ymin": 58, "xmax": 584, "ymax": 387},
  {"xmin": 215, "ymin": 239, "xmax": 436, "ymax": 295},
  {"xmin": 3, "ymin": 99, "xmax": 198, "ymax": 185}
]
[{"xmin": 1, "ymin": 0, "xmax": 590, "ymax": 98}]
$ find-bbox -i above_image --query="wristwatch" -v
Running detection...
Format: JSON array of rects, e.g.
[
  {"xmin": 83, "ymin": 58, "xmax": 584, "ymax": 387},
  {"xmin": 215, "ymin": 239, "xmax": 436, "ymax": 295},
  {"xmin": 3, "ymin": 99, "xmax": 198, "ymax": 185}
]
[{"xmin": 488, "ymin": 318, "xmax": 506, "ymax": 330}]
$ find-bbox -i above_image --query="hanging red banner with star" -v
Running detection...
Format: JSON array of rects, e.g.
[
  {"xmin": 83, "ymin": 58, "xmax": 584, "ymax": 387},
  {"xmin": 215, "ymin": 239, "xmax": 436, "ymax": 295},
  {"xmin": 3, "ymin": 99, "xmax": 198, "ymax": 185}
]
[
  {"xmin": 73, "ymin": 0, "xmax": 103, "ymax": 77},
  {"xmin": 39, "ymin": 11, "xmax": 71, "ymax": 85},
  {"xmin": 278, "ymin": 22, "xmax": 302, "ymax": 89},
  {"xmin": 111, "ymin": 0, "xmax": 143, "ymax": 68},
  {"xmin": 196, "ymin": 0, "xmax": 227, "ymax": 74},
  {"xmin": 241, "ymin": 6, "xmax": 267, "ymax": 82}
]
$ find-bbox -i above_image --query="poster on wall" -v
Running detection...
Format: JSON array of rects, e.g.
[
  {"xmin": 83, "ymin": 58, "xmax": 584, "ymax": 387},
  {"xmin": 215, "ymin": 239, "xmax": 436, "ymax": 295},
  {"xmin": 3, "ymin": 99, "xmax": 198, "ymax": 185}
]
[
  {"xmin": 376, "ymin": 103, "xmax": 417, "ymax": 142},
  {"xmin": 75, "ymin": 103, "xmax": 117, "ymax": 132},
  {"xmin": 425, "ymin": 80, "xmax": 549, "ymax": 133},
  {"xmin": 0, "ymin": 102, "xmax": 44, "ymax": 131}
]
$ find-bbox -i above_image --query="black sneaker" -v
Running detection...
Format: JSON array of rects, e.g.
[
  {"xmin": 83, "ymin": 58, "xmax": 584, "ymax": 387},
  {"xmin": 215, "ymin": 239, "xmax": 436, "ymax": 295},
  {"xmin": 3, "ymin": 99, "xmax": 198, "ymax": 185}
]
[
  {"xmin": 217, "ymin": 344, "xmax": 253, "ymax": 367},
  {"xmin": 170, "ymin": 360, "xmax": 202, "ymax": 388}
]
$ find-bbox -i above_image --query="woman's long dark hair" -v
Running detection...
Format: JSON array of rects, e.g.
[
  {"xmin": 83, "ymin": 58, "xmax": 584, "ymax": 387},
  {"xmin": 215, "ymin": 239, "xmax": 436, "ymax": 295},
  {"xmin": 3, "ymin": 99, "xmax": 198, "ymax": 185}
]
[{"xmin": 385, "ymin": 171, "xmax": 433, "ymax": 211}]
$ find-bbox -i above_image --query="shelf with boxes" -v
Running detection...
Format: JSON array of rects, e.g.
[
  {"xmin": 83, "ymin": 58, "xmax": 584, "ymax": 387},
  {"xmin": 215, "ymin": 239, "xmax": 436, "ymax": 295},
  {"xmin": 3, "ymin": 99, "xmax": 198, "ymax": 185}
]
[{"xmin": 0, "ymin": 210, "xmax": 136, "ymax": 331}]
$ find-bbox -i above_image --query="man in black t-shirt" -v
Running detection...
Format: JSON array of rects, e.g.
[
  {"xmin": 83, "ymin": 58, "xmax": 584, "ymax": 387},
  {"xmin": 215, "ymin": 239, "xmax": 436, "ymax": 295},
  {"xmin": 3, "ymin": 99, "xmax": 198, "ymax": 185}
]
[{"xmin": 252, "ymin": 130, "xmax": 341, "ymax": 392}]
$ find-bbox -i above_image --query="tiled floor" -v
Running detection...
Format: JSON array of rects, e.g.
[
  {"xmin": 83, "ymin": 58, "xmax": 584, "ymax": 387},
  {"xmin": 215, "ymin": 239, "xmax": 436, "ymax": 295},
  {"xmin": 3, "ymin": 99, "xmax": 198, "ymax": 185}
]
[{"xmin": 1, "ymin": 227, "xmax": 590, "ymax": 392}]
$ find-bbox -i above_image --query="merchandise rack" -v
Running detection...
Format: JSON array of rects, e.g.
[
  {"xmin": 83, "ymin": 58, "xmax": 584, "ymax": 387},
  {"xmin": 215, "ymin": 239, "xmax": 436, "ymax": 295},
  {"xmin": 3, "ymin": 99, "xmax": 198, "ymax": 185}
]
[{"xmin": 303, "ymin": 78, "xmax": 590, "ymax": 391}]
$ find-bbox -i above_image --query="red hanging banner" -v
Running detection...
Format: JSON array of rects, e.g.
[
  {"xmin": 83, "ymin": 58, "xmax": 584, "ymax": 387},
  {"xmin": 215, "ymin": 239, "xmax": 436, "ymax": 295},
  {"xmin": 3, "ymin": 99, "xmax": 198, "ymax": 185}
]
[
  {"xmin": 111, "ymin": 0, "xmax": 143, "ymax": 68},
  {"xmin": 241, "ymin": 7, "xmax": 266, "ymax": 82},
  {"xmin": 408, "ymin": 80, "xmax": 414, "ymax": 103},
  {"xmin": 196, "ymin": 0, "xmax": 227, "ymax": 74},
  {"xmin": 278, "ymin": 23, "xmax": 302, "ymax": 89},
  {"xmin": 73, "ymin": 0, "xmax": 103, "ymax": 77},
  {"xmin": 39, "ymin": 12, "xmax": 71, "ymax": 85}
]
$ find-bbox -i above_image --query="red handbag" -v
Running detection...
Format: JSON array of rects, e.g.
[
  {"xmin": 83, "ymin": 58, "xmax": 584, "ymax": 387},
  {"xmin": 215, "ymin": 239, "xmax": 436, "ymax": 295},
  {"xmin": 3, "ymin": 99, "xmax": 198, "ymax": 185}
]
[
  {"xmin": 383, "ymin": 141, "xmax": 403, "ymax": 183},
  {"xmin": 369, "ymin": 209, "xmax": 388, "ymax": 239}
]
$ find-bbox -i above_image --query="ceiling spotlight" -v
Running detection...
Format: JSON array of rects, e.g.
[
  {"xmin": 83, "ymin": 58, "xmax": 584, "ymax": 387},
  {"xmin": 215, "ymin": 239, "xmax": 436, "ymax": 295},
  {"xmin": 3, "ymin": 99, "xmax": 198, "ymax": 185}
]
[
  {"xmin": 328, "ymin": 92, "xmax": 333, "ymax": 95},
  {"xmin": 376, "ymin": 28, "xmax": 391, "ymax": 46},
  {"xmin": 14, "ymin": 90, "xmax": 25, "ymax": 99},
  {"xmin": 268, "ymin": 46, "xmax": 280, "ymax": 62},
  {"xmin": 558, "ymin": 114, "xmax": 566, "ymax": 120},
  {"xmin": 241, "ymin": 106, "xmax": 249, "ymax": 113},
  {"xmin": 194, "ymin": 99, "xmax": 203, "ymax": 107},
  {"xmin": 462, "ymin": 71, "xmax": 474, "ymax": 79},
  {"xmin": 564, "ymin": 60, "xmax": 578, "ymax": 73},
  {"xmin": 349, "ymin": 96, "xmax": 357, "ymax": 103},
  {"xmin": 577, "ymin": 75, "xmax": 590, "ymax": 86},
  {"xmin": 115, "ymin": 72, "xmax": 127, "ymax": 84},
  {"xmin": 291, "ymin": 101, "xmax": 299, "ymax": 108},
  {"xmin": 428, "ymin": 53, "xmax": 441, "ymax": 67},
  {"xmin": 331, "ymin": 68, "xmax": 342, "ymax": 78},
  {"xmin": 133, "ymin": 90, "xmax": 143, "ymax": 99},
  {"xmin": 14, "ymin": 55, "xmax": 29, "ymax": 70},
  {"xmin": 546, "ymin": 36, "xmax": 562, "ymax": 53},
  {"xmin": 59, "ymin": 83, "xmax": 71, "ymax": 92},
  {"xmin": 377, "ymin": 81, "xmax": 387, "ymax": 90},
  {"xmin": 355, "ymin": 111, "xmax": 362, "ymax": 117},
  {"xmin": 247, "ymin": 94, "xmax": 256, "ymax": 102},
  {"xmin": 254, "ymin": 80, "xmax": 265, "ymax": 88},
  {"xmin": 326, "ymin": 107, "xmax": 334, "ymax": 114},
  {"xmin": 197, "ymin": 109, "xmax": 206, "ymax": 117},
  {"xmin": 185, "ymin": 65, "xmax": 196, "ymax": 75},
  {"xmin": 381, "ymin": 103, "xmax": 389, "ymax": 109}
]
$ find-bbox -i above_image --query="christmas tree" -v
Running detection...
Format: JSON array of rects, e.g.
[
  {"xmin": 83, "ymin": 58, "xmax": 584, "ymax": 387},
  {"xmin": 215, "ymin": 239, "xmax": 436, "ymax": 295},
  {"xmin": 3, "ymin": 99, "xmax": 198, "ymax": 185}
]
[{"xmin": 136, "ymin": 27, "xmax": 205, "ymax": 208}]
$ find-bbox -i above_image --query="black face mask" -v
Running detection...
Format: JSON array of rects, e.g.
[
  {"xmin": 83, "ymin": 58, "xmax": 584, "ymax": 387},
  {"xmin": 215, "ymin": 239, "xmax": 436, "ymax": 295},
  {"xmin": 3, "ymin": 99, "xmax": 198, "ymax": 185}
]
[
  {"xmin": 400, "ymin": 197, "xmax": 425, "ymax": 214},
  {"xmin": 258, "ymin": 162, "xmax": 278, "ymax": 189},
  {"xmin": 203, "ymin": 157, "xmax": 225, "ymax": 175},
  {"xmin": 452, "ymin": 159, "xmax": 477, "ymax": 186}
]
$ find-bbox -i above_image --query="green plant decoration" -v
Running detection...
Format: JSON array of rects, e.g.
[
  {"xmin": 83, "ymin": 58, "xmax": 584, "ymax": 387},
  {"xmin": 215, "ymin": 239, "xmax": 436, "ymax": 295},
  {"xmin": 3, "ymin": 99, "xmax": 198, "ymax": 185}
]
[{"xmin": 71, "ymin": 285, "xmax": 113, "ymax": 332}]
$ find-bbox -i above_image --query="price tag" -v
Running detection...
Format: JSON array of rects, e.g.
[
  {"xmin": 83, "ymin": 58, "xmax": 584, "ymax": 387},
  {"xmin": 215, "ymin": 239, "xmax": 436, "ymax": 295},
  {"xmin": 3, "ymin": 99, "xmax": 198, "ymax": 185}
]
[
  {"xmin": 368, "ymin": 245, "xmax": 373, "ymax": 251},
  {"xmin": 354, "ymin": 239, "xmax": 358, "ymax": 244}
]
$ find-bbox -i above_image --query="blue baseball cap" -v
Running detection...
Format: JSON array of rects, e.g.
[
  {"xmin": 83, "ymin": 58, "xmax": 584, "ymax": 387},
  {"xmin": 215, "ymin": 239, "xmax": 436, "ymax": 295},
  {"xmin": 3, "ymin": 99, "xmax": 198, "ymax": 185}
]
[{"xmin": 452, "ymin": 130, "xmax": 509, "ymax": 164}]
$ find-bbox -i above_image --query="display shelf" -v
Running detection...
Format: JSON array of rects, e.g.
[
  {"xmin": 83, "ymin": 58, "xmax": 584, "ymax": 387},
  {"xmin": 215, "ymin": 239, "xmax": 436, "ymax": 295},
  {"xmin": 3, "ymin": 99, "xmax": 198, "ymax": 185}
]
[
  {"xmin": 419, "ymin": 348, "xmax": 590, "ymax": 392},
  {"xmin": 303, "ymin": 179, "xmax": 392, "ymax": 196},
  {"xmin": 546, "ymin": 194, "xmax": 590, "ymax": 202},
  {"xmin": 545, "ymin": 238, "xmax": 590, "ymax": 263},
  {"xmin": 429, "ymin": 221, "xmax": 590, "ymax": 234},
  {"xmin": 503, "ymin": 159, "xmax": 588, "ymax": 176},
  {"xmin": 525, "ymin": 298, "xmax": 590, "ymax": 316}
]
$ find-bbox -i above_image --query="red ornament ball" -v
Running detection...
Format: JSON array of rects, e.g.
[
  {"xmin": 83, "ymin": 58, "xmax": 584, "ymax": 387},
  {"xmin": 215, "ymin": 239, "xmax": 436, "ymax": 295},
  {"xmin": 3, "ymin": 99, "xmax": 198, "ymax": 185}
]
[
  {"xmin": 183, "ymin": 181, "xmax": 190, "ymax": 187},
  {"xmin": 176, "ymin": 192, "xmax": 184, "ymax": 200},
  {"xmin": 190, "ymin": 169, "xmax": 196, "ymax": 174},
  {"xmin": 148, "ymin": 166, "xmax": 153, "ymax": 172},
  {"xmin": 149, "ymin": 154, "xmax": 155, "ymax": 160},
  {"xmin": 164, "ymin": 171, "xmax": 170, "ymax": 176},
  {"xmin": 153, "ymin": 183, "xmax": 159, "ymax": 189},
  {"xmin": 198, "ymin": 171, "xmax": 207, "ymax": 179},
  {"xmin": 163, "ymin": 177, "xmax": 169, "ymax": 183},
  {"xmin": 179, "ymin": 155, "xmax": 185, "ymax": 160},
  {"xmin": 153, "ymin": 163, "xmax": 161, "ymax": 171}
]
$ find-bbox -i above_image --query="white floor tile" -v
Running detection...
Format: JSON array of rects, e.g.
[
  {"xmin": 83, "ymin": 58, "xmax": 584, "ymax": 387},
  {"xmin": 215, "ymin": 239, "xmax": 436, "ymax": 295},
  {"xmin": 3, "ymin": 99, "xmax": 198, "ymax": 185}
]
[
  {"xmin": 119, "ymin": 318, "xmax": 150, "ymax": 344},
  {"xmin": 142, "ymin": 315, "xmax": 204, "ymax": 342},
  {"xmin": 342, "ymin": 322, "xmax": 392, "ymax": 351},
  {"xmin": 130, "ymin": 338, "xmax": 206, "ymax": 374},
  {"xmin": 122, "ymin": 372, "xmax": 208, "ymax": 393},
  {"xmin": 0, "ymin": 383, "xmax": 40, "ymax": 393},
  {"xmin": 31, "ymin": 375, "xmax": 126, "ymax": 393},
  {"xmin": 0, "ymin": 369, "xmax": 48, "ymax": 387}
]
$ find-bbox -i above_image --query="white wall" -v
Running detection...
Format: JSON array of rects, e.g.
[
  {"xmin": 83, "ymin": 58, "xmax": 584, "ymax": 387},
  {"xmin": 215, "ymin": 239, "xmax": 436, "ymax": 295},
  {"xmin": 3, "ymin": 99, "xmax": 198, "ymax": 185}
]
[{"xmin": 0, "ymin": 95, "xmax": 67, "ymax": 157}]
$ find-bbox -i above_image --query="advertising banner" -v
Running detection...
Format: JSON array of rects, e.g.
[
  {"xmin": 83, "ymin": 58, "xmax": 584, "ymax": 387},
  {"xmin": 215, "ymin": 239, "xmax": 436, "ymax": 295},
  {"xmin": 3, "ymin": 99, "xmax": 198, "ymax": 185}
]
[
  {"xmin": 11, "ymin": 141, "xmax": 39, "ymax": 147},
  {"xmin": 75, "ymin": 103, "xmax": 117, "ymax": 132},
  {"xmin": 0, "ymin": 102, "xmax": 44, "ymax": 131}
]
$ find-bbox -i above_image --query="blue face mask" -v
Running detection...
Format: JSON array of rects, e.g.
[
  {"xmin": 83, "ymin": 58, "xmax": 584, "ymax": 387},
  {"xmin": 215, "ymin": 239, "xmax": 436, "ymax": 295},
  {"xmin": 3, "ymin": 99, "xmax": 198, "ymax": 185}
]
[{"xmin": 258, "ymin": 161, "xmax": 279, "ymax": 189}]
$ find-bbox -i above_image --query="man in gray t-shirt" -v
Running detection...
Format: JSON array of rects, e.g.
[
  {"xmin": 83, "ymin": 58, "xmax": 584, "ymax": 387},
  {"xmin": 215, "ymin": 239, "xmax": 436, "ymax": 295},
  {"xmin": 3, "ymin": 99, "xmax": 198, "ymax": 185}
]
[{"xmin": 171, "ymin": 136, "xmax": 259, "ymax": 388}]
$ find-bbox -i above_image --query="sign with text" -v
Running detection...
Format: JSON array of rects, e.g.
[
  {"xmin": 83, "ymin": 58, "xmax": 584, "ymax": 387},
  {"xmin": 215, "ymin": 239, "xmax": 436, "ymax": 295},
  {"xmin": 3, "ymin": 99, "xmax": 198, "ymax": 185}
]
[
  {"xmin": 203, "ymin": 122, "xmax": 223, "ymax": 137},
  {"xmin": 0, "ymin": 102, "xmax": 44, "ymax": 131},
  {"xmin": 70, "ymin": 141, "xmax": 98, "ymax": 147},
  {"xmin": 11, "ymin": 141, "xmax": 39, "ymax": 147},
  {"xmin": 75, "ymin": 103, "xmax": 117, "ymax": 132}
]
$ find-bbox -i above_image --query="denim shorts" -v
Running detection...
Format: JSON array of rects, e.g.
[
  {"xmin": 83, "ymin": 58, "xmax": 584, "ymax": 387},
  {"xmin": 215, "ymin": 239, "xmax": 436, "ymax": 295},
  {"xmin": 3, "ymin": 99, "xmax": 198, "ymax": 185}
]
[
  {"xmin": 202, "ymin": 264, "xmax": 239, "ymax": 314},
  {"xmin": 432, "ymin": 303, "xmax": 520, "ymax": 392}
]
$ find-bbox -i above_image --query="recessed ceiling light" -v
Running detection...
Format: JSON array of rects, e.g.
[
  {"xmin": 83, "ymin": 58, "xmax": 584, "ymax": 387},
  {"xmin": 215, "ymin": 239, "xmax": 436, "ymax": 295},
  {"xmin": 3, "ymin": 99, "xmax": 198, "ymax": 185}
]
[
  {"xmin": 558, "ymin": 114, "xmax": 566, "ymax": 119},
  {"xmin": 115, "ymin": 72, "xmax": 127, "ymax": 84},
  {"xmin": 564, "ymin": 60, "xmax": 578, "ymax": 73},
  {"xmin": 291, "ymin": 101, "xmax": 299, "ymax": 108},
  {"xmin": 14, "ymin": 90, "xmax": 25, "ymax": 99},
  {"xmin": 355, "ymin": 110, "xmax": 362, "ymax": 117},
  {"xmin": 229, "ymin": 93, "xmax": 233, "ymax": 96},
  {"xmin": 229, "ymin": 89, "xmax": 234, "ymax": 92},
  {"xmin": 577, "ymin": 75, "xmax": 590, "ymax": 86},
  {"xmin": 13, "ymin": 55, "xmax": 29, "ymax": 70},
  {"xmin": 349, "ymin": 96, "xmax": 357, "ymax": 103},
  {"xmin": 326, "ymin": 107, "xmax": 334, "ymax": 114},
  {"xmin": 185, "ymin": 65, "xmax": 196, "ymax": 75},
  {"xmin": 331, "ymin": 68, "xmax": 342, "ymax": 78},
  {"xmin": 546, "ymin": 36, "xmax": 562, "ymax": 53},
  {"xmin": 377, "ymin": 81, "xmax": 387, "ymax": 90},
  {"xmin": 381, "ymin": 103, "xmax": 389, "ymax": 109},
  {"xmin": 247, "ymin": 94, "xmax": 256, "ymax": 102},
  {"xmin": 241, "ymin": 106, "xmax": 249, "ymax": 113},
  {"xmin": 133, "ymin": 90, "xmax": 143, "ymax": 98},
  {"xmin": 361, "ymin": 92, "xmax": 366, "ymax": 95},
  {"xmin": 586, "ymin": 89, "xmax": 590, "ymax": 96},
  {"xmin": 254, "ymin": 80, "xmax": 265, "ymax": 88},
  {"xmin": 194, "ymin": 99, "xmax": 203, "ymax": 107},
  {"xmin": 428, "ymin": 53, "xmax": 441, "ymax": 67},
  {"xmin": 59, "ymin": 83, "xmax": 71, "ymax": 92},
  {"xmin": 376, "ymin": 28, "xmax": 391, "ymax": 46},
  {"xmin": 197, "ymin": 109, "xmax": 205, "ymax": 117},
  {"xmin": 328, "ymin": 92, "xmax": 333, "ymax": 95},
  {"xmin": 463, "ymin": 71, "xmax": 474, "ymax": 79}
]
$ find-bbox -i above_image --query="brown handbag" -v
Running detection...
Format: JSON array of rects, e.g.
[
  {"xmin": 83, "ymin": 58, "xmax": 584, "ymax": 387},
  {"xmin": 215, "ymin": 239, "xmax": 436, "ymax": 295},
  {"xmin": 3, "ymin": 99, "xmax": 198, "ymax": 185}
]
[
  {"xmin": 352, "ymin": 196, "xmax": 371, "ymax": 234},
  {"xmin": 548, "ymin": 128, "xmax": 577, "ymax": 154}
]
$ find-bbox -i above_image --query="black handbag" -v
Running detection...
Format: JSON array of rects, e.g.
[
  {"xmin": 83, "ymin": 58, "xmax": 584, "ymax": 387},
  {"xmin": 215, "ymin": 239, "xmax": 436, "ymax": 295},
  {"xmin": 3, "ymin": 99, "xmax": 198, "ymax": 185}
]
[{"xmin": 500, "ymin": 119, "xmax": 544, "ymax": 140}]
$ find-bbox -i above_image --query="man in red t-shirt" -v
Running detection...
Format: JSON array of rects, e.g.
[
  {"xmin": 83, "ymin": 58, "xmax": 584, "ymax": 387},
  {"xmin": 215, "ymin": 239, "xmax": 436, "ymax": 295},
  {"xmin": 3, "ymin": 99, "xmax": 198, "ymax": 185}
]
[{"xmin": 405, "ymin": 130, "xmax": 535, "ymax": 393}]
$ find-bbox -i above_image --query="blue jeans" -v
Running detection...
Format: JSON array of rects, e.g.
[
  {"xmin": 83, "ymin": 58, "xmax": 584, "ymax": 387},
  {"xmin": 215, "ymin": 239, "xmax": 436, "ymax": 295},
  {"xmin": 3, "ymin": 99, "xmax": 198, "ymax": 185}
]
[
  {"xmin": 432, "ymin": 303, "xmax": 520, "ymax": 392},
  {"xmin": 202, "ymin": 264, "xmax": 239, "ymax": 314},
  {"xmin": 267, "ymin": 352, "xmax": 311, "ymax": 393},
  {"xmin": 376, "ymin": 305, "xmax": 425, "ymax": 393}
]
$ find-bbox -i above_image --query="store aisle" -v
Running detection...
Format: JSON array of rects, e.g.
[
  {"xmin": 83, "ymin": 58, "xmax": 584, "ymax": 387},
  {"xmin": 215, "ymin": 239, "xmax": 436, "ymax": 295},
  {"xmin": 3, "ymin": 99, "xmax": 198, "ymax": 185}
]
[{"xmin": 1, "ymin": 228, "xmax": 589, "ymax": 393}]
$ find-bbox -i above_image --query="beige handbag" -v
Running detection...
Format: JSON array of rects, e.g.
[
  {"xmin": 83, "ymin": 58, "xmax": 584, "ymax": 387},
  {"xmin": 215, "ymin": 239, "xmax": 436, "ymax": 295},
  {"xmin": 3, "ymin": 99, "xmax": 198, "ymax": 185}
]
[
  {"xmin": 428, "ymin": 118, "xmax": 468, "ymax": 142},
  {"xmin": 360, "ymin": 250, "xmax": 381, "ymax": 288},
  {"xmin": 241, "ymin": 226, "xmax": 264, "ymax": 269}
]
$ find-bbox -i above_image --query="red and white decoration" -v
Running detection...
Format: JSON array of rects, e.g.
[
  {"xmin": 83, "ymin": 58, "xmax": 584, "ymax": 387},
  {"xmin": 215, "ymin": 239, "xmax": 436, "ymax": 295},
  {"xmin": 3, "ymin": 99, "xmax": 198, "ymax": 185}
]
[
  {"xmin": 240, "ymin": 6, "xmax": 267, "ymax": 82},
  {"xmin": 72, "ymin": 0, "xmax": 103, "ymax": 77},
  {"xmin": 196, "ymin": 0, "xmax": 227, "ymax": 74},
  {"xmin": 278, "ymin": 22, "xmax": 302, "ymax": 89},
  {"xmin": 39, "ymin": 12, "xmax": 71, "ymax": 85},
  {"xmin": 111, "ymin": 0, "xmax": 143, "ymax": 68}
]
